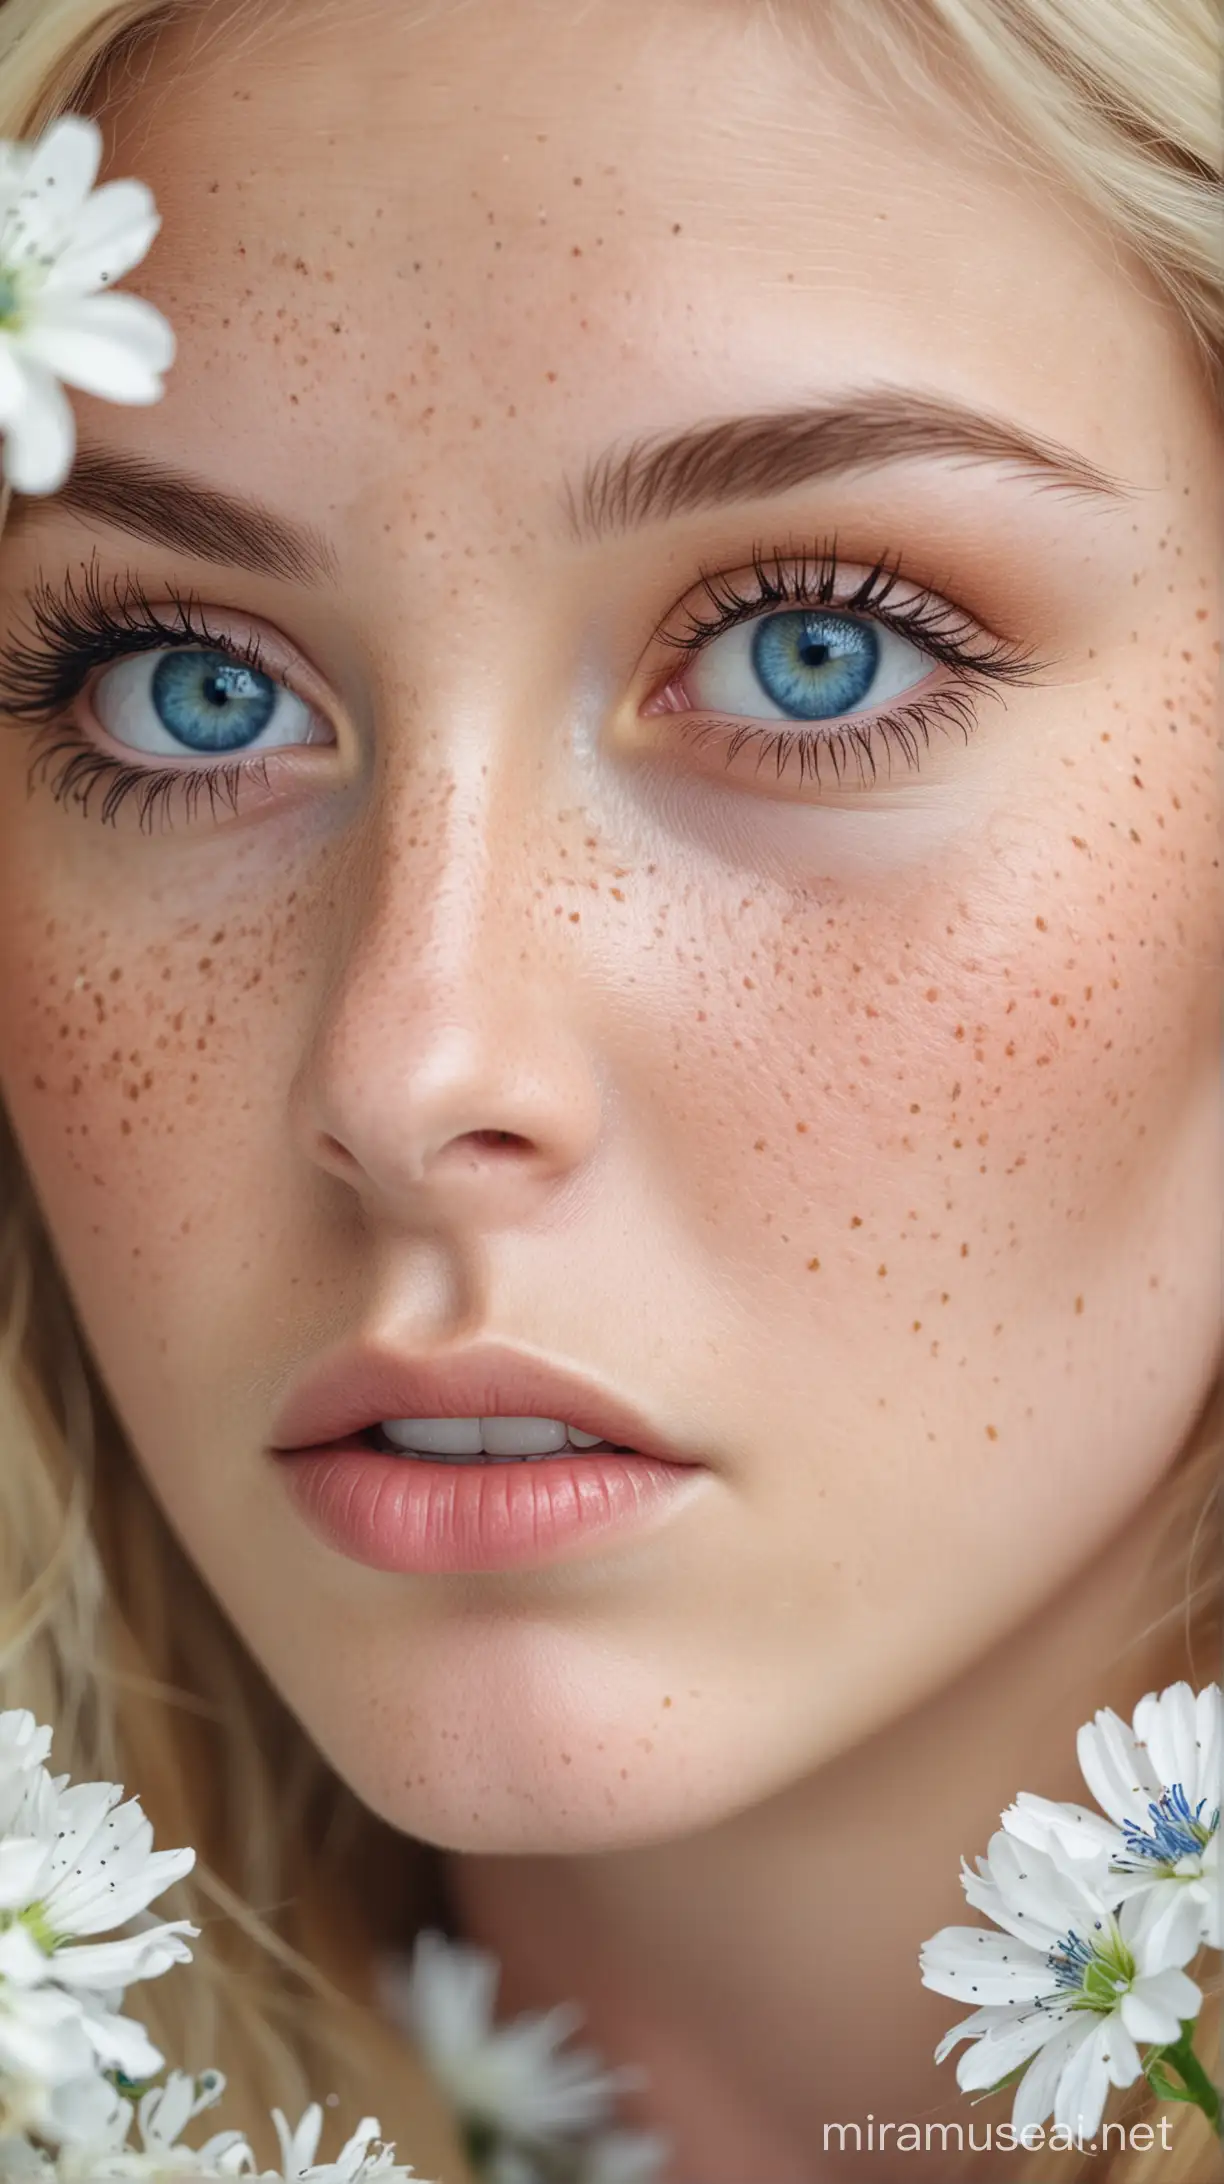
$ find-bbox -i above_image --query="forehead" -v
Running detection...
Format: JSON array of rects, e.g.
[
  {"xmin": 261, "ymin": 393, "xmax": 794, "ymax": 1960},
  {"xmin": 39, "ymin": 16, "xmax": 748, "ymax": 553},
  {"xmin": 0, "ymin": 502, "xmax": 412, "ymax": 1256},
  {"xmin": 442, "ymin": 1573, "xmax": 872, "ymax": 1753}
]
[{"xmin": 97, "ymin": 0, "xmax": 1185, "ymax": 519}]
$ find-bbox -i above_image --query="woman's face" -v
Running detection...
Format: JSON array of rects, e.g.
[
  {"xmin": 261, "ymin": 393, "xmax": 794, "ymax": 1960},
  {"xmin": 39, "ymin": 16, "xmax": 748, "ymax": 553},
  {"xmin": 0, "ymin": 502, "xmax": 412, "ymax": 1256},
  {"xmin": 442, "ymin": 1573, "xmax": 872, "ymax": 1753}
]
[{"xmin": 0, "ymin": 0, "xmax": 1218, "ymax": 1852}]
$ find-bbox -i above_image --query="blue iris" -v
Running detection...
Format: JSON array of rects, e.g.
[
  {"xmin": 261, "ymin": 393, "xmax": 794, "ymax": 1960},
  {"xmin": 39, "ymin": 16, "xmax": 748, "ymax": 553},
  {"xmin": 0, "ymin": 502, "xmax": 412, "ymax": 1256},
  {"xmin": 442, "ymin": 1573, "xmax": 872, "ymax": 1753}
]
[
  {"xmin": 150, "ymin": 651, "xmax": 278, "ymax": 753},
  {"xmin": 751, "ymin": 611, "xmax": 878, "ymax": 720}
]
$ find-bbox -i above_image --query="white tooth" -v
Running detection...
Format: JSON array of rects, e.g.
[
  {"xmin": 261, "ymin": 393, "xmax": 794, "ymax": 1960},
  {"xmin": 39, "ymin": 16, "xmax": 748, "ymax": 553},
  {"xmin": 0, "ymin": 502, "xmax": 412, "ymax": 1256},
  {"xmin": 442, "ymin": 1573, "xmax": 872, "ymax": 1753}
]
[
  {"xmin": 480, "ymin": 1416, "xmax": 569, "ymax": 1456},
  {"xmin": 382, "ymin": 1417, "xmax": 484, "ymax": 1456},
  {"xmin": 567, "ymin": 1427, "xmax": 604, "ymax": 1448}
]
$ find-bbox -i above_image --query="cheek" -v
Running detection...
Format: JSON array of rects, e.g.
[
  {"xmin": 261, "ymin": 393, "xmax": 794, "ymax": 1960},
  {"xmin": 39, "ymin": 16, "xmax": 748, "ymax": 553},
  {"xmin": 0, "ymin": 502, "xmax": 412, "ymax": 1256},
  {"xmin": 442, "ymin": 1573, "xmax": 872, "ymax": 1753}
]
[
  {"xmin": 642, "ymin": 655, "xmax": 1220, "ymax": 1433},
  {"xmin": 0, "ymin": 877, "xmax": 315, "ymax": 1422}
]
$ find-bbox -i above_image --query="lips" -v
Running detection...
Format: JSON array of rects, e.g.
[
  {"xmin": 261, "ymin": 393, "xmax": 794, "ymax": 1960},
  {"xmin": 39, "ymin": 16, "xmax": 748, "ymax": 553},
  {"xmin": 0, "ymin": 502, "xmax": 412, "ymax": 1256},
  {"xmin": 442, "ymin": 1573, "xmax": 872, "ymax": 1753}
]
[{"xmin": 268, "ymin": 1340, "xmax": 707, "ymax": 1470}]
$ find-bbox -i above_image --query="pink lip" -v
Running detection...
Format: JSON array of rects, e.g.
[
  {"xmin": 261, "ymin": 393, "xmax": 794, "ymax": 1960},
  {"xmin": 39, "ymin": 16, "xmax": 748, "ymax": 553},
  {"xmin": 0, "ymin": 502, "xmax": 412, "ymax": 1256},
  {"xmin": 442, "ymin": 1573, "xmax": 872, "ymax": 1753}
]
[
  {"xmin": 269, "ymin": 1340, "xmax": 705, "ymax": 1467},
  {"xmin": 269, "ymin": 1341, "xmax": 711, "ymax": 1576}
]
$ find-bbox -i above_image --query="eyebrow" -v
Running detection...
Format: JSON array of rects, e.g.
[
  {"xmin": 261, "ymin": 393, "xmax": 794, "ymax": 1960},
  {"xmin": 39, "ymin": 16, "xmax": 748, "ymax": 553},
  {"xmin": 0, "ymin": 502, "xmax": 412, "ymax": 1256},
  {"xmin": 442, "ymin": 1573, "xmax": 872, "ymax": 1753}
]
[
  {"xmin": 9, "ymin": 442, "xmax": 339, "ymax": 585},
  {"xmin": 7, "ymin": 387, "xmax": 1125, "ymax": 579},
  {"xmin": 569, "ymin": 387, "xmax": 1128, "ymax": 539}
]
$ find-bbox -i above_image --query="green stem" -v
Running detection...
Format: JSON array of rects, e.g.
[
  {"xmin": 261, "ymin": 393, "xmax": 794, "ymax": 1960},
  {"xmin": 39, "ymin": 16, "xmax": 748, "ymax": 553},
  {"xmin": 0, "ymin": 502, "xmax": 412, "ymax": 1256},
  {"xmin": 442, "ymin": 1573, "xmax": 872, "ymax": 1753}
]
[{"xmin": 1144, "ymin": 2022, "xmax": 1222, "ymax": 2133}]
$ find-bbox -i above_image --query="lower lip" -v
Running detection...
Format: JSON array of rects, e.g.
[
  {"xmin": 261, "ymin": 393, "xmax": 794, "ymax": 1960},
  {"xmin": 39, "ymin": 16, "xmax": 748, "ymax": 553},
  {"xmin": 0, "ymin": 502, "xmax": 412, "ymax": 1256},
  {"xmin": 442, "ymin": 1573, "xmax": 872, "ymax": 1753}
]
[{"xmin": 278, "ymin": 1439, "xmax": 706, "ymax": 1574}]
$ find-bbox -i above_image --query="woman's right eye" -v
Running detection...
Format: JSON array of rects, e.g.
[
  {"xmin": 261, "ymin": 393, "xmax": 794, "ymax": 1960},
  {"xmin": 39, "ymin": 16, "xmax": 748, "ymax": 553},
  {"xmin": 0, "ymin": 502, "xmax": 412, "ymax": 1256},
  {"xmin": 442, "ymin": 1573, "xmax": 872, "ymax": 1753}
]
[{"xmin": 92, "ymin": 646, "xmax": 334, "ymax": 759}]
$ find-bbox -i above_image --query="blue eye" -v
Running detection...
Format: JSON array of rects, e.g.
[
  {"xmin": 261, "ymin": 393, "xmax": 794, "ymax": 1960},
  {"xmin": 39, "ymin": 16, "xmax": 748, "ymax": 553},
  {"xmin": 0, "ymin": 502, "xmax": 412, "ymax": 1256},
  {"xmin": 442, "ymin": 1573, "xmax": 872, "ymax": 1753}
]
[
  {"xmin": 685, "ymin": 607, "xmax": 933, "ymax": 724},
  {"xmin": 93, "ymin": 645, "xmax": 327, "ymax": 758}
]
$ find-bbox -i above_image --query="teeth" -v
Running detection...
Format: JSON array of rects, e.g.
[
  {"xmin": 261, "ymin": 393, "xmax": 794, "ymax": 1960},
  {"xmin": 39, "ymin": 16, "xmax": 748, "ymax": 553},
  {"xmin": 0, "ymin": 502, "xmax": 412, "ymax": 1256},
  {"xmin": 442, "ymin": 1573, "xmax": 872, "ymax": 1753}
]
[{"xmin": 379, "ymin": 1415, "xmax": 623, "ymax": 1462}]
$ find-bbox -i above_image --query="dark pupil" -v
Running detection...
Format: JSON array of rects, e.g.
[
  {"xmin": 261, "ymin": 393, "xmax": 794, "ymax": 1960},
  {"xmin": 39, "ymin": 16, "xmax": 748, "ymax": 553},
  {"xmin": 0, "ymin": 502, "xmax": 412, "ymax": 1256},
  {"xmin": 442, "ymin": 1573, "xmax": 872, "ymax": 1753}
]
[
  {"xmin": 751, "ymin": 611, "xmax": 879, "ymax": 722},
  {"xmin": 152, "ymin": 650, "xmax": 277, "ymax": 753}
]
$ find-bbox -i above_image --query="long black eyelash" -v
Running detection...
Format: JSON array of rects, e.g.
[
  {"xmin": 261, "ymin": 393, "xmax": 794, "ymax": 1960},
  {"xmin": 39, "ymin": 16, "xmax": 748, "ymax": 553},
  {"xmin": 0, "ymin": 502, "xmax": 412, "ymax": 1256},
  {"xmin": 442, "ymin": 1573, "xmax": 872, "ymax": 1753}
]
[
  {"xmin": 0, "ymin": 556, "xmax": 285, "ymax": 828},
  {"xmin": 662, "ymin": 537, "xmax": 1042, "ymax": 687}
]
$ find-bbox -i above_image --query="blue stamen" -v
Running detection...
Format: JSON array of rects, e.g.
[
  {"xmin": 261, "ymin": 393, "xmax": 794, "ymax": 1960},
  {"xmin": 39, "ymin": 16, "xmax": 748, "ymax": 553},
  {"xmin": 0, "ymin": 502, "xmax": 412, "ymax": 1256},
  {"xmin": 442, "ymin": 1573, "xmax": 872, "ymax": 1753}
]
[{"xmin": 1119, "ymin": 1782, "xmax": 1218, "ymax": 1868}]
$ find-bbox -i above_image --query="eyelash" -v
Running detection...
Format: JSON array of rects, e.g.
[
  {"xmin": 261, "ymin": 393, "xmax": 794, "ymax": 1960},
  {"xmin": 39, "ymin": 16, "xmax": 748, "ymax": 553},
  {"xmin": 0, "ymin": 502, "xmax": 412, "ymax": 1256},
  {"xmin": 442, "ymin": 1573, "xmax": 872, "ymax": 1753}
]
[
  {"xmin": 0, "ymin": 544, "xmax": 1041, "ymax": 829},
  {"xmin": 652, "ymin": 541, "xmax": 1040, "ymax": 791},
  {"xmin": 0, "ymin": 560, "xmax": 287, "ymax": 829}
]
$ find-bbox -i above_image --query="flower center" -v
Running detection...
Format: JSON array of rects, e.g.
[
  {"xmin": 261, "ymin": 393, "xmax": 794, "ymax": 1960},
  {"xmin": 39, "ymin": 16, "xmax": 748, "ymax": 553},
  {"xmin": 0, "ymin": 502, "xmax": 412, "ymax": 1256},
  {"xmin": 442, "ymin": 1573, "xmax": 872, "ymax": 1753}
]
[
  {"xmin": 1119, "ymin": 1782, "xmax": 1218, "ymax": 1871},
  {"xmin": 1048, "ymin": 1917, "xmax": 1136, "ymax": 2013},
  {"xmin": 0, "ymin": 267, "xmax": 24, "ymax": 328},
  {"xmin": 0, "ymin": 1901, "xmax": 56, "ymax": 1952}
]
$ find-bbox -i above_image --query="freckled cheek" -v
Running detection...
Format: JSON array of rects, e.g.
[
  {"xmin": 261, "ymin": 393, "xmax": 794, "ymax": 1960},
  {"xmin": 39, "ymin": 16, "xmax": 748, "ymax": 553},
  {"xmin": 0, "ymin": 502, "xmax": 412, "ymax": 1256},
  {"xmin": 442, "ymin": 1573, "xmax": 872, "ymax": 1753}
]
[
  {"xmin": 652, "ymin": 850, "xmax": 1214, "ymax": 1296},
  {"xmin": 0, "ymin": 933, "xmax": 292, "ymax": 1322}
]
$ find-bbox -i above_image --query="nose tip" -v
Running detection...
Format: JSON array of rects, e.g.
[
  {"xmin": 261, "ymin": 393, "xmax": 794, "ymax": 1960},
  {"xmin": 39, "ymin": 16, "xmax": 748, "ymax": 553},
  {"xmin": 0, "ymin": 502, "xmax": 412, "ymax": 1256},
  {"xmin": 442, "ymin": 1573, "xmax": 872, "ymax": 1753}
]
[{"xmin": 302, "ymin": 1017, "xmax": 604, "ymax": 1231}]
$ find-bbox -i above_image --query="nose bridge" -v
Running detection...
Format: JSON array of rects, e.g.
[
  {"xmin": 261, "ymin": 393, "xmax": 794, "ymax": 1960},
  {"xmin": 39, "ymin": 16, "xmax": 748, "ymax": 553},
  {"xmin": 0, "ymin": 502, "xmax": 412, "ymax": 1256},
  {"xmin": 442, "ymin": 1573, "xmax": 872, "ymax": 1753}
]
[{"xmin": 294, "ymin": 758, "xmax": 604, "ymax": 1226}]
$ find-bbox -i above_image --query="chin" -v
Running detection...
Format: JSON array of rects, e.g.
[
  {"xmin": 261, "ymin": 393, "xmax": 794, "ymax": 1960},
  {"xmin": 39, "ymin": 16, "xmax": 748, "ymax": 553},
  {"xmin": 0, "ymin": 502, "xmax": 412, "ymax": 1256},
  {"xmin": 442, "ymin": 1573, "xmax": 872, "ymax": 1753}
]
[{"xmin": 358, "ymin": 1750, "xmax": 751, "ymax": 1857}]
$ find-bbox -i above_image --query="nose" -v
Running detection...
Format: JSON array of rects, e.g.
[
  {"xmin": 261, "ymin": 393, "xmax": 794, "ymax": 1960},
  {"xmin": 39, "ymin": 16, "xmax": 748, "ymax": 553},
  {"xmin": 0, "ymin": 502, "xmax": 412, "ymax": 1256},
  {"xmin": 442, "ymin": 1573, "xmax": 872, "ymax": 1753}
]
[{"xmin": 291, "ymin": 793, "xmax": 606, "ymax": 1235}]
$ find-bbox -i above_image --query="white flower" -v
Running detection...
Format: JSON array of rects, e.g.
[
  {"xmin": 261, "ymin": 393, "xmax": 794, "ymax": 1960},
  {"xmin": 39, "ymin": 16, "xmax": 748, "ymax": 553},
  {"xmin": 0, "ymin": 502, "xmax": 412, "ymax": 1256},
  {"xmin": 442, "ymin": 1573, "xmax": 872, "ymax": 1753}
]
[
  {"xmin": 2, "ymin": 1770, "xmax": 197, "ymax": 1967},
  {"xmin": 1001, "ymin": 1683, "xmax": 1221, "ymax": 1955},
  {"xmin": 381, "ymin": 1935, "xmax": 644, "ymax": 2143},
  {"xmin": 922, "ymin": 1829, "xmax": 1203, "ymax": 2139},
  {"xmin": 260, "ymin": 2105, "xmax": 420, "ymax": 2183},
  {"xmin": 0, "ymin": 113, "xmax": 174, "ymax": 495},
  {"xmin": 51, "ymin": 2070, "xmax": 254, "ymax": 2180}
]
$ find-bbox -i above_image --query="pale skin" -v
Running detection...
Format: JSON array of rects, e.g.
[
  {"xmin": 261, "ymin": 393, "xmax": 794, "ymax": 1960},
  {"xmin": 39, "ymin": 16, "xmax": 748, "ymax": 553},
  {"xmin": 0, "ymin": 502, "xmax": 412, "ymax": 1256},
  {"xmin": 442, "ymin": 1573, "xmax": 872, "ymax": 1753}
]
[{"xmin": 0, "ymin": 0, "xmax": 1220, "ymax": 2174}]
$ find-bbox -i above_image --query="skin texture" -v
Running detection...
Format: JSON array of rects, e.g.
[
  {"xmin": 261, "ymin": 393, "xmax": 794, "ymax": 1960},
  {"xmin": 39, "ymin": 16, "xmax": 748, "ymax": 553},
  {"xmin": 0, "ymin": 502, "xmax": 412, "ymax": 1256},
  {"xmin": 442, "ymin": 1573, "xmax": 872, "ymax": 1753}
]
[{"xmin": 0, "ymin": 0, "xmax": 1219, "ymax": 2171}]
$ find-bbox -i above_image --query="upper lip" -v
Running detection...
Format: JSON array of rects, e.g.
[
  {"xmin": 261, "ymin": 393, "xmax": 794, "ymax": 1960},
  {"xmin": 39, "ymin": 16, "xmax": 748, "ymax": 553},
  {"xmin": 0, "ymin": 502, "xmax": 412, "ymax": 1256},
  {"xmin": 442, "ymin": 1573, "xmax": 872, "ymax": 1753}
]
[{"xmin": 268, "ymin": 1340, "xmax": 707, "ymax": 1467}]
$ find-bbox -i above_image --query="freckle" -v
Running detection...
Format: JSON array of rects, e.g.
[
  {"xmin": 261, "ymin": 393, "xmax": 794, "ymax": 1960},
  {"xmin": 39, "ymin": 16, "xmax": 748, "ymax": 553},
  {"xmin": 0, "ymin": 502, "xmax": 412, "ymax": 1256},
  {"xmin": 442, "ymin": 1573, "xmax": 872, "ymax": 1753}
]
[
  {"xmin": 960, "ymin": 1243, "xmax": 970, "ymax": 1257},
  {"xmin": 807, "ymin": 1257, "xmax": 821, "ymax": 1271},
  {"xmin": 909, "ymin": 1102, "xmax": 920, "ymax": 1114},
  {"xmin": 33, "ymin": 1074, "xmax": 46, "ymax": 1091},
  {"xmin": 924, "ymin": 988, "xmax": 939, "ymax": 1002},
  {"xmin": 954, "ymin": 1025, "xmax": 965, "ymax": 1041},
  {"xmin": 1075, "ymin": 1296, "xmax": 1084, "ymax": 1314},
  {"xmin": 108, "ymin": 967, "xmax": 122, "ymax": 983},
  {"xmin": 120, "ymin": 1119, "xmax": 131, "ymax": 1135},
  {"xmin": 1035, "ymin": 916, "xmax": 1047, "ymax": 931},
  {"xmin": 849, "ymin": 1215, "xmax": 863, "ymax": 1229},
  {"xmin": 912, "ymin": 1320, "xmax": 922, "ymax": 1332},
  {"xmin": 941, "ymin": 1292, "xmax": 950, "ymax": 1304},
  {"xmin": 877, "ymin": 1264, "xmax": 888, "ymax": 1277},
  {"xmin": 986, "ymin": 1425, "xmax": 999, "ymax": 1441},
  {"xmin": 662, "ymin": 1696, "xmax": 672, "ymax": 1708},
  {"xmin": 950, "ymin": 1080, "xmax": 961, "ymax": 1099}
]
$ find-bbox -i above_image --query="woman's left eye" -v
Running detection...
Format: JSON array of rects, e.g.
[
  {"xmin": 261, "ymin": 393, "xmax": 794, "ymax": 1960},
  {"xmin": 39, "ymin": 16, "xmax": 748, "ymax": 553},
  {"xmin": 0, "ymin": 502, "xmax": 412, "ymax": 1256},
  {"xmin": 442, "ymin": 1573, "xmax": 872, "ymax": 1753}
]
[
  {"xmin": 92, "ymin": 646, "xmax": 331, "ymax": 757},
  {"xmin": 672, "ymin": 607, "xmax": 933, "ymax": 723}
]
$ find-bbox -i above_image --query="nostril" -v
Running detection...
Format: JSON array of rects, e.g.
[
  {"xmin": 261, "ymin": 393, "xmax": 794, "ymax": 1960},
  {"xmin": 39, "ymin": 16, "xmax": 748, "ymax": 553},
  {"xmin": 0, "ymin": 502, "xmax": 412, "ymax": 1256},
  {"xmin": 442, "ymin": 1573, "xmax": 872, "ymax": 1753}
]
[{"xmin": 461, "ymin": 1129, "xmax": 531, "ymax": 1152}]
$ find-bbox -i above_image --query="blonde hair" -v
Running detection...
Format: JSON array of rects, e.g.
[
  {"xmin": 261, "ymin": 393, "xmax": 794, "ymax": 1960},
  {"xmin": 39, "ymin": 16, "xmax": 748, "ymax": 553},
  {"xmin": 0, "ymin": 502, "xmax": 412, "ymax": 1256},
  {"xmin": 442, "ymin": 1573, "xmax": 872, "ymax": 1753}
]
[{"xmin": 0, "ymin": 1, "xmax": 1219, "ymax": 2178}]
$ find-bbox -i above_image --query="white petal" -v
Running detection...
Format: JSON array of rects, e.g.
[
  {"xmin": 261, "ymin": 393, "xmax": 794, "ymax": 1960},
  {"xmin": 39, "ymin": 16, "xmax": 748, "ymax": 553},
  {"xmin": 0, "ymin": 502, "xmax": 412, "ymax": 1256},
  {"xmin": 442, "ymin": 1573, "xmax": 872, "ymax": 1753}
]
[
  {"xmin": 1120, "ymin": 1879, "xmax": 1205, "ymax": 1971},
  {"xmin": 2, "ymin": 356, "xmax": 75, "ymax": 494},
  {"xmin": 1136, "ymin": 1683, "xmax": 1197, "ymax": 1797},
  {"xmin": 18, "ymin": 291, "xmax": 174, "ymax": 405},
  {"xmin": 48, "ymin": 1920, "xmax": 197, "ymax": 1989},
  {"xmin": 0, "ymin": 1833, "xmax": 51, "ymax": 1908},
  {"xmin": 1194, "ymin": 1685, "xmax": 1222, "ymax": 1814},
  {"xmin": 1052, "ymin": 2017, "xmax": 1115, "ymax": 2139},
  {"xmin": 920, "ymin": 1926, "xmax": 1056, "ymax": 2007},
  {"xmin": 5, "ymin": 118, "xmax": 102, "ymax": 262},
  {"xmin": 1130, "ymin": 1964, "xmax": 1202, "ymax": 2027},
  {"xmin": 0, "ymin": 1921, "xmax": 53, "ymax": 1985},
  {"xmin": 1011, "ymin": 2017, "xmax": 1092, "ymax": 2134},
  {"xmin": 75, "ymin": 1998, "xmax": 164, "ymax": 2082},
  {"xmin": 1078, "ymin": 1708, "xmax": 1159, "ymax": 1830},
  {"xmin": 1002, "ymin": 1793, "xmax": 1120, "ymax": 1863},
  {"xmin": 39, "ymin": 179, "xmax": 160, "ymax": 296},
  {"xmin": 951, "ymin": 2004, "xmax": 1067, "ymax": 2089}
]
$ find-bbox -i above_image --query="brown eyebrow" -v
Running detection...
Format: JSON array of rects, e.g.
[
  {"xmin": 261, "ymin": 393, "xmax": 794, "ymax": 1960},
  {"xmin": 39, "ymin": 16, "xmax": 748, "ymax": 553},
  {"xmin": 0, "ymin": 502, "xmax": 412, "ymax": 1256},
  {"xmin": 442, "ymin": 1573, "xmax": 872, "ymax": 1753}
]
[
  {"xmin": 7, "ymin": 442, "xmax": 338, "ymax": 586},
  {"xmin": 569, "ymin": 387, "xmax": 1128, "ymax": 539}
]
